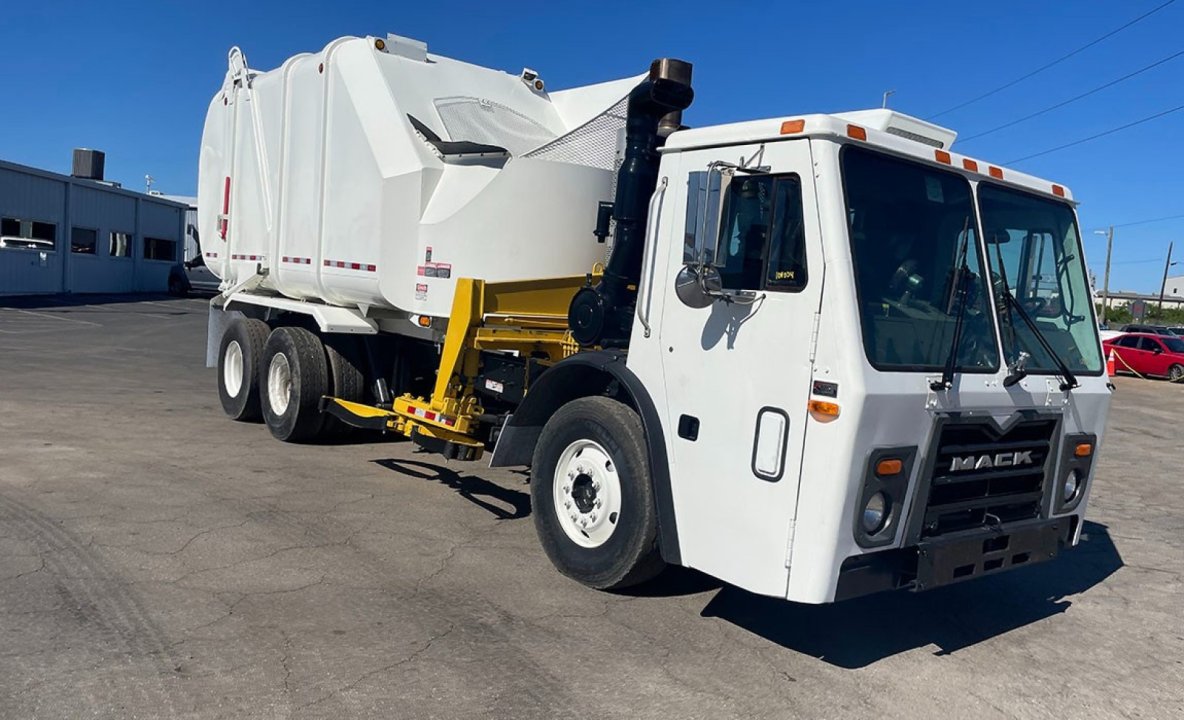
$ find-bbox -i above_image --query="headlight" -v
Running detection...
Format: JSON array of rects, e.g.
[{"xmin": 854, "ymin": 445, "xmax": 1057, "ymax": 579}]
[
  {"xmin": 1063, "ymin": 470, "xmax": 1081, "ymax": 503},
  {"xmin": 862, "ymin": 492, "xmax": 888, "ymax": 533}
]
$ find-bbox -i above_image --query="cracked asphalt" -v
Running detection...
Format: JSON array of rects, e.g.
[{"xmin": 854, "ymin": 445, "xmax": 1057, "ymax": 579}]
[{"xmin": 0, "ymin": 295, "xmax": 1181, "ymax": 719}]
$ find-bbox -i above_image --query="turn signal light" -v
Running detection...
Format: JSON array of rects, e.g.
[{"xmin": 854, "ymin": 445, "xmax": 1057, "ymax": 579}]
[
  {"xmin": 808, "ymin": 400, "xmax": 840, "ymax": 422},
  {"xmin": 876, "ymin": 458, "xmax": 903, "ymax": 476},
  {"xmin": 780, "ymin": 119, "xmax": 806, "ymax": 134},
  {"xmin": 1074, "ymin": 443, "xmax": 1093, "ymax": 457},
  {"xmin": 846, "ymin": 124, "xmax": 867, "ymax": 141},
  {"xmin": 417, "ymin": 316, "xmax": 432, "ymax": 328}
]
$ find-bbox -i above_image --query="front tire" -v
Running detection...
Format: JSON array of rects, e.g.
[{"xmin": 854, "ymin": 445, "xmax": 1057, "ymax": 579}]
[
  {"xmin": 217, "ymin": 317, "xmax": 269, "ymax": 422},
  {"xmin": 531, "ymin": 397, "xmax": 665, "ymax": 590},
  {"xmin": 259, "ymin": 326, "xmax": 329, "ymax": 442},
  {"xmin": 1170, "ymin": 364, "xmax": 1183, "ymax": 382}
]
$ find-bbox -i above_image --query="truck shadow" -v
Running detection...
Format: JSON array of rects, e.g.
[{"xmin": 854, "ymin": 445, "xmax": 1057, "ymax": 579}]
[
  {"xmin": 372, "ymin": 458, "xmax": 532, "ymax": 520},
  {"xmin": 697, "ymin": 520, "xmax": 1122, "ymax": 669}
]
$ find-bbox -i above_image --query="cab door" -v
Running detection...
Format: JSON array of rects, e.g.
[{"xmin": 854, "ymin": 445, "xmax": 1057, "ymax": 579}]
[{"xmin": 652, "ymin": 140, "xmax": 823, "ymax": 596}]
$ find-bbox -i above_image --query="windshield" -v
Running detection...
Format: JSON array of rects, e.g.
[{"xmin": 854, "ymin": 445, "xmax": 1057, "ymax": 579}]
[
  {"xmin": 842, "ymin": 146, "xmax": 1000, "ymax": 371},
  {"xmin": 979, "ymin": 184, "xmax": 1102, "ymax": 375}
]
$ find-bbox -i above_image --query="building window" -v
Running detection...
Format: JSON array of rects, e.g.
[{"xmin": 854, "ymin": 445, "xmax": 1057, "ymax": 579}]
[
  {"xmin": 109, "ymin": 231, "xmax": 132, "ymax": 258},
  {"xmin": 143, "ymin": 236, "xmax": 177, "ymax": 261},
  {"xmin": 71, "ymin": 227, "xmax": 98, "ymax": 254},
  {"xmin": 0, "ymin": 217, "xmax": 57, "ymax": 251}
]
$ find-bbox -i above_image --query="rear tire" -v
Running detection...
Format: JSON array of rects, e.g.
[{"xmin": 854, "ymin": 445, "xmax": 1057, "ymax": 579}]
[
  {"xmin": 531, "ymin": 396, "xmax": 665, "ymax": 590},
  {"xmin": 1170, "ymin": 364, "xmax": 1183, "ymax": 382},
  {"xmin": 217, "ymin": 317, "xmax": 269, "ymax": 422},
  {"xmin": 323, "ymin": 335, "xmax": 368, "ymax": 437},
  {"xmin": 260, "ymin": 326, "xmax": 329, "ymax": 442}
]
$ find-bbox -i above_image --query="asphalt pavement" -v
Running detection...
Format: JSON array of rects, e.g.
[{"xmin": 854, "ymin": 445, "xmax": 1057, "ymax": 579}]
[{"xmin": 0, "ymin": 295, "xmax": 1180, "ymax": 719}]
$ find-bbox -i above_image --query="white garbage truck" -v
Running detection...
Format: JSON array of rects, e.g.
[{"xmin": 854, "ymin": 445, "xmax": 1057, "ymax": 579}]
[{"xmin": 199, "ymin": 33, "xmax": 1112, "ymax": 603}]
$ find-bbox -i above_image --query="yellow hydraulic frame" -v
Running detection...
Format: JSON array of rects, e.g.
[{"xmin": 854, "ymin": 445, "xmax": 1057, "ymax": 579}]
[{"xmin": 324, "ymin": 274, "xmax": 591, "ymax": 459}]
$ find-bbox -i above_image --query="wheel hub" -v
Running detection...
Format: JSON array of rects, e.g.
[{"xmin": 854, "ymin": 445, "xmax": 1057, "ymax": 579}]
[
  {"xmin": 223, "ymin": 340, "xmax": 244, "ymax": 396},
  {"xmin": 267, "ymin": 353, "xmax": 292, "ymax": 416},
  {"xmin": 553, "ymin": 440, "xmax": 622, "ymax": 548}
]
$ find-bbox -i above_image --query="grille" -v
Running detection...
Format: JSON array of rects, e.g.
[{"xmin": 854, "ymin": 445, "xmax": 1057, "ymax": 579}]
[{"xmin": 920, "ymin": 418, "xmax": 1057, "ymax": 538}]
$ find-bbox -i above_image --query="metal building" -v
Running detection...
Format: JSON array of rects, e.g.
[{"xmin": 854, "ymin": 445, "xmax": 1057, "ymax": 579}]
[{"xmin": 0, "ymin": 151, "xmax": 187, "ymax": 296}]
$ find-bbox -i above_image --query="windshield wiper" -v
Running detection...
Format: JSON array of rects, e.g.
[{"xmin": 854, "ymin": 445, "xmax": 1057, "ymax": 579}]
[
  {"xmin": 999, "ymin": 289, "xmax": 1079, "ymax": 391},
  {"xmin": 931, "ymin": 222, "xmax": 972, "ymax": 392}
]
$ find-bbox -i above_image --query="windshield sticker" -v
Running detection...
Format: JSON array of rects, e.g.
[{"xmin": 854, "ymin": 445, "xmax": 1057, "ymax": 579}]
[{"xmin": 925, "ymin": 176, "xmax": 944, "ymax": 203}]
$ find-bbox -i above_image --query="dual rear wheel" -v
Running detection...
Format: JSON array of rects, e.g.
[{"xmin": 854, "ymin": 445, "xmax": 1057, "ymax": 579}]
[{"xmin": 217, "ymin": 318, "xmax": 365, "ymax": 442}]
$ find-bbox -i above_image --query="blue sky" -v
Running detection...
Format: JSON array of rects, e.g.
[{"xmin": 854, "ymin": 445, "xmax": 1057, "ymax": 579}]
[{"xmin": 2, "ymin": 1, "xmax": 1181, "ymax": 291}]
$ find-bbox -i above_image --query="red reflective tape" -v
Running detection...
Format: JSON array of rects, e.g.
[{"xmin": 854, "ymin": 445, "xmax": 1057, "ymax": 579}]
[
  {"xmin": 366, "ymin": 264, "xmax": 377, "ymax": 272},
  {"xmin": 220, "ymin": 177, "xmax": 231, "ymax": 239},
  {"xmin": 424, "ymin": 411, "xmax": 436, "ymax": 421},
  {"xmin": 444, "ymin": 417, "xmax": 455, "ymax": 427}
]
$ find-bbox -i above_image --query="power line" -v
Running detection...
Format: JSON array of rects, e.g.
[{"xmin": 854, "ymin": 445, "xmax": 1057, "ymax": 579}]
[
  {"xmin": 1112, "ymin": 213, "xmax": 1184, "ymax": 229},
  {"xmin": 1005, "ymin": 104, "xmax": 1184, "ymax": 164},
  {"xmin": 927, "ymin": 0, "xmax": 1178, "ymax": 120},
  {"xmin": 958, "ymin": 49, "xmax": 1184, "ymax": 143}
]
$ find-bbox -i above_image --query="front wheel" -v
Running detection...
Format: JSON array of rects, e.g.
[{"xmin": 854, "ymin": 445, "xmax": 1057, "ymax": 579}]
[
  {"xmin": 1169, "ymin": 364, "xmax": 1184, "ymax": 382},
  {"xmin": 531, "ymin": 397, "xmax": 665, "ymax": 590}
]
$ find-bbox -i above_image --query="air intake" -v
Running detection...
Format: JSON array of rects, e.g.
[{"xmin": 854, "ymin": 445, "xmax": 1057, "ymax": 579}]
[{"xmin": 72, "ymin": 149, "xmax": 106, "ymax": 181}]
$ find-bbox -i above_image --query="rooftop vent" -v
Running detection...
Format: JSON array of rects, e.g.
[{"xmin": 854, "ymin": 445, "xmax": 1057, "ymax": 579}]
[
  {"xmin": 72, "ymin": 149, "xmax": 106, "ymax": 181},
  {"xmin": 833, "ymin": 110, "xmax": 957, "ymax": 150}
]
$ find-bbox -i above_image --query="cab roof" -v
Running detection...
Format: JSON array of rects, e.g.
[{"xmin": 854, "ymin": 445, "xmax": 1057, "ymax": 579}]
[{"xmin": 663, "ymin": 109, "xmax": 1075, "ymax": 204}]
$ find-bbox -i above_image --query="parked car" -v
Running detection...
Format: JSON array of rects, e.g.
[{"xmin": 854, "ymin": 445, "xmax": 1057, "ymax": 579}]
[
  {"xmin": 1103, "ymin": 333, "xmax": 1184, "ymax": 381},
  {"xmin": 1168, "ymin": 327, "xmax": 1184, "ymax": 337},
  {"xmin": 1119, "ymin": 324, "xmax": 1176, "ymax": 336}
]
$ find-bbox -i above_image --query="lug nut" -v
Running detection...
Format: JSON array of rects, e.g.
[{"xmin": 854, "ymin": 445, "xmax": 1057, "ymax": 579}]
[
  {"xmin": 564, "ymin": 500, "xmax": 571, "ymax": 509},
  {"xmin": 594, "ymin": 498, "xmax": 602, "ymax": 508},
  {"xmin": 590, "ymin": 513, "xmax": 597, "ymax": 523},
  {"xmin": 592, "ymin": 482, "xmax": 601, "ymax": 491},
  {"xmin": 563, "ymin": 485, "xmax": 570, "ymax": 493}
]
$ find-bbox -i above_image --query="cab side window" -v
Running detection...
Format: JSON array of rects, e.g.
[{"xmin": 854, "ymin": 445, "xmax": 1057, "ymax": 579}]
[{"xmin": 715, "ymin": 174, "xmax": 808, "ymax": 292}]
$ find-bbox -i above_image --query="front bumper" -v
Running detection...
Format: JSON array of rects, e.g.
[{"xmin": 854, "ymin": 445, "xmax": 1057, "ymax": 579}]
[{"xmin": 834, "ymin": 516, "xmax": 1077, "ymax": 601}]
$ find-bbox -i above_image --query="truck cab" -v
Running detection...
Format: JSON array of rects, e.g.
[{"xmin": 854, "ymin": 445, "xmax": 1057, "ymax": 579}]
[{"xmin": 624, "ymin": 110, "xmax": 1107, "ymax": 602}]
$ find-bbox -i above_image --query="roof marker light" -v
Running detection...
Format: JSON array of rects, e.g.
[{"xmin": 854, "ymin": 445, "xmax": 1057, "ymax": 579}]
[
  {"xmin": 846, "ymin": 124, "xmax": 867, "ymax": 141},
  {"xmin": 780, "ymin": 119, "xmax": 806, "ymax": 134},
  {"xmin": 935, "ymin": 150, "xmax": 951, "ymax": 165},
  {"xmin": 962, "ymin": 159, "xmax": 978, "ymax": 172},
  {"xmin": 1052, "ymin": 184, "xmax": 1066, "ymax": 197},
  {"xmin": 989, "ymin": 166, "xmax": 1004, "ymax": 179}
]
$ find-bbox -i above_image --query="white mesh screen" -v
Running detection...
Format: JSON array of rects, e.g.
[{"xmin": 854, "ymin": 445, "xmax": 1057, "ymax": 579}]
[
  {"xmin": 525, "ymin": 96, "xmax": 629, "ymax": 171},
  {"xmin": 433, "ymin": 97, "xmax": 556, "ymax": 156}
]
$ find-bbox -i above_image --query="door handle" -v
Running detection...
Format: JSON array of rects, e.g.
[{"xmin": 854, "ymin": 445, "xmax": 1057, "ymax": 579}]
[{"xmin": 637, "ymin": 177, "xmax": 668, "ymax": 339}]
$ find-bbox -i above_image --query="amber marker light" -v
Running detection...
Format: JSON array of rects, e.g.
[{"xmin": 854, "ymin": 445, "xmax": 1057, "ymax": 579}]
[
  {"xmin": 780, "ymin": 119, "xmax": 806, "ymax": 134},
  {"xmin": 846, "ymin": 124, "xmax": 867, "ymax": 141},
  {"xmin": 876, "ymin": 458, "xmax": 903, "ymax": 476},
  {"xmin": 808, "ymin": 400, "xmax": 840, "ymax": 422},
  {"xmin": 935, "ymin": 150, "xmax": 951, "ymax": 165},
  {"xmin": 1075, "ymin": 443, "xmax": 1093, "ymax": 457}
]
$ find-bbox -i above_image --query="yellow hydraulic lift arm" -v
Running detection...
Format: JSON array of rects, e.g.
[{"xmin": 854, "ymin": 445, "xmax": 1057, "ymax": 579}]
[{"xmin": 322, "ymin": 273, "xmax": 592, "ymax": 460}]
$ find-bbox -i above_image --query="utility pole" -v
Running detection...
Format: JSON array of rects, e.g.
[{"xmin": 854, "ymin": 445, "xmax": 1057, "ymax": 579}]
[
  {"xmin": 1095, "ymin": 226, "xmax": 1114, "ymax": 324},
  {"xmin": 1158, "ymin": 240, "xmax": 1175, "ymax": 311}
]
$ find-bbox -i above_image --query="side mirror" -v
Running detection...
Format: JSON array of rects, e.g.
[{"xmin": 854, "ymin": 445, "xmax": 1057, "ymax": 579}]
[
  {"xmin": 1152, "ymin": 346, "xmax": 1163, "ymax": 354},
  {"xmin": 674, "ymin": 263, "xmax": 723, "ymax": 309}
]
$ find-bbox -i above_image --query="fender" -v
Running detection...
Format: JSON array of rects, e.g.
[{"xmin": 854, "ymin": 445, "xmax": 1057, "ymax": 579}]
[{"xmin": 491, "ymin": 350, "xmax": 681, "ymax": 565}]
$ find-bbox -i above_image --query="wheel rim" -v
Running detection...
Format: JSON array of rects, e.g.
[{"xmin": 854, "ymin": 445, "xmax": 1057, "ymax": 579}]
[
  {"xmin": 223, "ymin": 340, "xmax": 244, "ymax": 397},
  {"xmin": 552, "ymin": 439, "xmax": 622, "ymax": 548},
  {"xmin": 267, "ymin": 352, "xmax": 292, "ymax": 416},
  {"xmin": 1172, "ymin": 366, "xmax": 1183, "ymax": 381}
]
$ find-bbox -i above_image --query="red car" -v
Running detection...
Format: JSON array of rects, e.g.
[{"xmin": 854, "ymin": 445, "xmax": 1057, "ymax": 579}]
[{"xmin": 1103, "ymin": 333, "xmax": 1184, "ymax": 382}]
